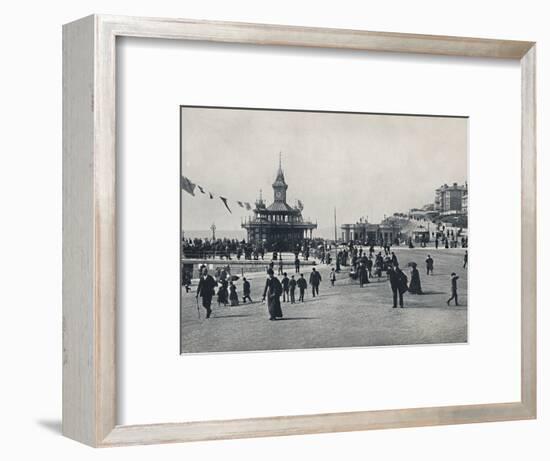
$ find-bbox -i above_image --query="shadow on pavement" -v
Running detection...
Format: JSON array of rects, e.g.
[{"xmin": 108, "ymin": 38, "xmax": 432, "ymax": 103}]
[
  {"xmin": 211, "ymin": 314, "xmax": 252, "ymax": 319},
  {"xmin": 276, "ymin": 317, "xmax": 318, "ymax": 321}
]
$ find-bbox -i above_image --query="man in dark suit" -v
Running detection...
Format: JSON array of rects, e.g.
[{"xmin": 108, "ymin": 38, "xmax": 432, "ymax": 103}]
[
  {"xmin": 447, "ymin": 273, "xmax": 460, "ymax": 306},
  {"xmin": 262, "ymin": 269, "xmax": 283, "ymax": 320},
  {"xmin": 297, "ymin": 273, "xmax": 307, "ymax": 302},
  {"xmin": 294, "ymin": 257, "xmax": 300, "ymax": 273},
  {"xmin": 289, "ymin": 275, "xmax": 297, "ymax": 304},
  {"xmin": 242, "ymin": 277, "xmax": 252, "ymax": 303},
  {"xmin": 196, "ymin": 268, "xmax": 217, "ymax": 318},
  {"xmin": 281, "ymin": 272, "xmax": 290, "ymax": 302},
  {"xmin": 278, "ymin": 255, "xmax": 284, "ymax": 275},
  {"xmin": 387, "ymin": 264, "xmax": 408, "ymax": 308},
  {"xmin": 309, "ymin": 267, "xmax": 322, "ymax": 297},
  {"xmin": 425, "ymin": 255, "xmax": 434, "ymax": 275}
]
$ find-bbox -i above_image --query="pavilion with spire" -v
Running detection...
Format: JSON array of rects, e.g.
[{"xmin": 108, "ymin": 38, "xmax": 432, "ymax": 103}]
[{"xmin": 242, "ymin": 155, "xmax": 317, "ymax": 251}]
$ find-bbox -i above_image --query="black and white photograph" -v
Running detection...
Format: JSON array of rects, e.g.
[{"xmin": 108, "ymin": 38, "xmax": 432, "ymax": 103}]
[{"xmin": 180, "ymin": 106, "xmax": 468, "ymax": 353}]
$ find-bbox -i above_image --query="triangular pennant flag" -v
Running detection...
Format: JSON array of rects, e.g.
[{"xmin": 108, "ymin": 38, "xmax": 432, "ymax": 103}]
[
  {"xmin": 181, "ymin": 176, "xmax": 196, "ymax": 196},
  {"xmin": 219, "ymin": 196, "xmax": 232, "ymax": 213},
  {"xmin": 208, "ymin": 192, "xmax": 214, "ymax": 199},
  {"xmin": 245, "ymin": 202, "xmax": 252, "ymax": 210},
  {"xmin": 197, "ymin": 185, "xmax": 205, "ymax": 194},
  {"xmin": 237, "ymin": 201, "xmax": 244, "ymax": 208}
]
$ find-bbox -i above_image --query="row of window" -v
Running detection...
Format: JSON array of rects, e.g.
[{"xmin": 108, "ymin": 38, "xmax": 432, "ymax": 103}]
[{"xmin": 256, "ymin": 213, "xmax": 301, "ymax": 223}]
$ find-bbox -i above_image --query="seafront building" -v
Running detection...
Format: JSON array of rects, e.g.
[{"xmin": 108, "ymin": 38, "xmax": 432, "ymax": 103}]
[{"xmin": 242, "ymin": 160, "xmax": 317, "ymax": 250}]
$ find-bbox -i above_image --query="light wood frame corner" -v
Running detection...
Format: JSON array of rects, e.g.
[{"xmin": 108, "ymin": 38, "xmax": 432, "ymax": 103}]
[{"xmin": 62, "ymin": 14, "xmax": 536, "ymax": 447}]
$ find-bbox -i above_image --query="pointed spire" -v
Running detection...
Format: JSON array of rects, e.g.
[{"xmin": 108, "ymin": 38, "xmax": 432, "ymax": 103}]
[{"xmin": 274, "ymin": 152, "xmax": 286, "ymax": 184}]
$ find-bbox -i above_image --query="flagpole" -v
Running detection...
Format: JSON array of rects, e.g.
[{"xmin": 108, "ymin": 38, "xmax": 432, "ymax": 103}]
[{"xmin": 334, "ymin": 207, "xmax": 337, "ymax": 242}]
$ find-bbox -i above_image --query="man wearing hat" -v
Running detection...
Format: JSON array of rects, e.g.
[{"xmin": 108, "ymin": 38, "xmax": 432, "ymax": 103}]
[
  {"xmin": 309, "ymin": 267, "xmax": 322, "ymax": 297},
  {"xmin": 281, "ymin": 272, "xmax": 290, "ymax": 302},
  {"xmin": 196, "ymin": 268, "xmax": 217, "ymax": 318},
  {"xmin": 297, "ymin": 273, "xmax": 307, "ymax": 302},
  {"xmin": 387, "ymin": 264, "xmax": 408, "ymax": 308},
  {"xmin": 425, "ymin": 254, "xmax": 434, "ymax": 275},
  {"xmin": 447, "ymin": 273, "xmax": 460, "ymax": 306}
]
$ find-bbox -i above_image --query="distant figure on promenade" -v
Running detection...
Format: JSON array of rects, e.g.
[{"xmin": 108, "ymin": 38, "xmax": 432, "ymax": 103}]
[
  {"xmin": 447, "ymin": 273, "xmax": 460, "ymax": 306},
  {"xmin": 242, "ymin": 277, "xmax": 253, "ymax": 303},
  {"xmin": 181, "ymin": 267, "xmax": 191, "ymax": 293},
  {"xmin": 309, "ymin": 267, "xmax": 322, "ymax": 297},
  {"xmin": 358, "ymin": 262, "xmax": 369, "ymax": 288},
  {"xmin": 435, "ymin": 238, "xmax": 439, "ymax": 249},
  {"xmin": 297, "ymin": 273, "xmax": 307, "ymax": 302},
  {"xmin": 281, "ymin": 272, "xmax": 290, "ymax": 302},
  {"xmin": 196, "ymin": 269, "xmax": 216, "ymax": 319},
  {"xmin": 289, "ymin": 275, "xmax": 297, "ymax": 304},
  {"xmin": 463, "ymin": 250, "xmax": 468, "ymax": 269},
  {"xmin": 330, "ymin": 267, "xmax": 336, "ymax": 286},
  {"xmin": 219, "ymin": 266, "xmax": 228, "ymax": 283},
  {"xmin": 391, "ymin": 252, "xmax": 398, "ymax": 267},
  {"xmin": 262, "ymin": 269, "xmax": 283, "ymax": 320},
  {"xmin": 294, "ymin": 257, "xmax": 300, "ymax": 273},
  {"xmin": 335, "ymin": 253, "xmax": 341, "ymax": 273},
  {"xmin": 408, "ymin": 262, "xmax": 423, "ymax": 294},
  {"xmin": 375, "ymin": 253, "xmax": 384, "ymax": 278},
  {"xmin": 217, "ymin": 280, "xmax": 229, "ymax": 307},
  {"xmin": 229, "ymin": 281, "xmax": 239, "ymax": 306},
  {"xmin": 278, "ymin": 255, "xmax": 284, "ymax": 275},
  {"xmin": 387, "ymin": 264, "xmax": 408, "ymax": 308},
  {"xmin": 425, "ymin": 254, "xmax": 434, "ymax": 275},
  {"xmin": 366, "ymin": 256, "xmax": 373, "ymax": 277}
]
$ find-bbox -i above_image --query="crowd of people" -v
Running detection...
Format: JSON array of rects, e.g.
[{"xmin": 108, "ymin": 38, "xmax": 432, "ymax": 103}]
[
  {"xmin": 182, "ymin": 237, "xmax": 321, "ymax": 261},
  {"xmin": 192, "ymin": 241, "xmax": 467, "ymax": 320},
  {"xmin": 182, "ymin": 237, "xmax": 265, "ymax": 260},
  {"xmin": 193, "ymin": 264, "xmax": 324, "ymax": 320}
]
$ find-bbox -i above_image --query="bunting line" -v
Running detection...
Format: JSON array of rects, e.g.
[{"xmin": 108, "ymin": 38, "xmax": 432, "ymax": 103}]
[{"xmin": 181, "ymin": 175, "xmax": 268, "ymax": 215}]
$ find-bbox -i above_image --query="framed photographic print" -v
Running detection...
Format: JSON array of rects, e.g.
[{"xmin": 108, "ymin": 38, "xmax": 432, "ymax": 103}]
[{"xmin": 63, "ymin": 15, "xmax": 536, "ymax": 447}]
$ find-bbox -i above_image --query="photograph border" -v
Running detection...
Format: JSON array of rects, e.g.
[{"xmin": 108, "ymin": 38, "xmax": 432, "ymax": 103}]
[
  {"xmin": 179, "ymin": 104, "xmax": 471, "ymax": 354},
  {"xmin": 62, "ymin": 14, "xmax": 536, "ymax": 447}
]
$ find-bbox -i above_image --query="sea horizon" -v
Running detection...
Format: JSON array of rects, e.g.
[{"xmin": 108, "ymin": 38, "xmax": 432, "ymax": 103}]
[{"xmin": 183, "ymin": 227, "xmax": 335, "ymax": 241}]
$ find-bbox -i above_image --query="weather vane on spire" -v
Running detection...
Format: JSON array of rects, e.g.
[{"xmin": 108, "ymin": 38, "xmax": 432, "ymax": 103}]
[{"xmin": 279, "ymin": 151, "xmax": 282, "ymax": 170}]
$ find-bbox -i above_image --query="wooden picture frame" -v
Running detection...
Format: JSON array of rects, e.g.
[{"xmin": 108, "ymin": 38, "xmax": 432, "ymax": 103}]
[{"xmin": 62, "ymin": 14, "xmax": 537, "ymax": 447}]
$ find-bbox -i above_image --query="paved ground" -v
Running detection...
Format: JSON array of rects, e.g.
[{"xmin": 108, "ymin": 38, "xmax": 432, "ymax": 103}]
[{"xmin": 181, "ymin": 248, "xmax": 468, "ymax": 353}]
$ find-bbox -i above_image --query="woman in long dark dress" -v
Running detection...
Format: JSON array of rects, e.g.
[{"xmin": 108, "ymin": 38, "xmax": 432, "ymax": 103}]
[
  {"xmin": 229, "ymin": 282, "xmax": 239, "ymax": 306},
  {"xmin": 262, "ymin": 269, "xmax": 283, "ymax": 320},
  {"xmin": 217, "ymin": 280, "xmax": 229, "ymax": 306},
  {"xmin": 408, "ymin": 263, "xmax": 423, "ymax": 294}
]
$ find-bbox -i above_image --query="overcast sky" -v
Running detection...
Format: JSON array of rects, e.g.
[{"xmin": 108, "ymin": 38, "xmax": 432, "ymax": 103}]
[{"xmin": 181, "ymin": 107, "xmax": 467, "ymax": 236}]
